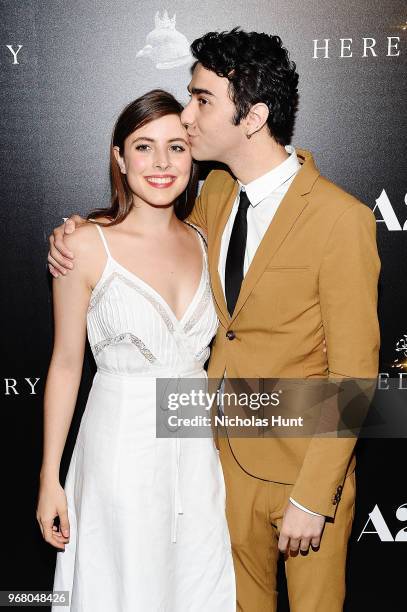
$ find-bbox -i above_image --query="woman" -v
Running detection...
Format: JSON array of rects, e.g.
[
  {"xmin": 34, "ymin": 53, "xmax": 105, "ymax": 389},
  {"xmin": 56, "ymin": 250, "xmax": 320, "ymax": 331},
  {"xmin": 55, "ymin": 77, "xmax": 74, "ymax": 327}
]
[{"xmin": 37, "ymin": 90, "xmax": 235, "ymax": 611}]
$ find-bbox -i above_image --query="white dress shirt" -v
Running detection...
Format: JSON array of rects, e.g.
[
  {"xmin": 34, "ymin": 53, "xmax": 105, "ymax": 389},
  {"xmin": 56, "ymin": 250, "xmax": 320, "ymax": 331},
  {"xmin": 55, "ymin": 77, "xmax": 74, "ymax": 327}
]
[{"xmin": 219, "ymin": 145, "xmax": 322, "ymax": 517}]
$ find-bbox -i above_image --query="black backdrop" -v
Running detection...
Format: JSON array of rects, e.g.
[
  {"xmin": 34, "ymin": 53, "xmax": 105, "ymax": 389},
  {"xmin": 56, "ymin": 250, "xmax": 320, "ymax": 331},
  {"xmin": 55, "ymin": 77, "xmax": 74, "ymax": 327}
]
[{"xmin": 1, "ymin": 1, "xmax": 406, "ymax": 609}]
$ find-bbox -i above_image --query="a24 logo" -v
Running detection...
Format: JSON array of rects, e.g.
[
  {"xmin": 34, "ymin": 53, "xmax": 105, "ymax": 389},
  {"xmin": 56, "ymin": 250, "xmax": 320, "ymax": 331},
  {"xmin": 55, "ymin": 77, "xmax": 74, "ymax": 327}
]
[
  {"xmin": 358, "ymin": 504, "xmax": 407, "ymax": 541},
  {"xmin": 373, "ymin": 189, "xmax": 407, "ymax": 231}
]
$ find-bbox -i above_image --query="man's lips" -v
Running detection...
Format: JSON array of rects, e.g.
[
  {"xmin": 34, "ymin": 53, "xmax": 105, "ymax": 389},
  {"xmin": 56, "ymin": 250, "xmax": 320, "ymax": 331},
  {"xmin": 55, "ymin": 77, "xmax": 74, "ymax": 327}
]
[{"xmin": 144, "ymin": 175, "xmax": 177, "ymax": 189}]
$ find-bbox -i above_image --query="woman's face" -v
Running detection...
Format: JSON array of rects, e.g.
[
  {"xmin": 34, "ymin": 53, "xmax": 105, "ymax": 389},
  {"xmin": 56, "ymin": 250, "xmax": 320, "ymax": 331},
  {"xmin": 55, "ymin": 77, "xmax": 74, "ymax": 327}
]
[{"xmin": 114, "ymin": 114, "xmax": 192, "ymax": 208}]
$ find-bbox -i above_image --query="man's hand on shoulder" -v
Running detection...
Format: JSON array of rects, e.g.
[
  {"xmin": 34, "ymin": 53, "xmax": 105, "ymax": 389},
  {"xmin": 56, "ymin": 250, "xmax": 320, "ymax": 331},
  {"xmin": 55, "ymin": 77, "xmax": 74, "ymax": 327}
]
[{"xmin": 48, "ymin": 214, "xmax": 87, "ymax": 277}]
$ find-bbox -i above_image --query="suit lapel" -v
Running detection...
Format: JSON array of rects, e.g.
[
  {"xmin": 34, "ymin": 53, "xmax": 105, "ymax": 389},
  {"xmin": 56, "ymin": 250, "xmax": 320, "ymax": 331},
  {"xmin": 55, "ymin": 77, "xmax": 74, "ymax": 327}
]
[
  {"xmin": 229, "ymin": 149, "xmax": 320, "ymax": 325},
  {"xmin": 207, "ymin": 148, "xmax": 320, "ymax": 328},
  {"xmin": 229, "ymin": 186, "xmax": 309, "ymax": 324},
  {"xmin": 209, "ymin": 179, "xmax": 238, "ymax": 327}
]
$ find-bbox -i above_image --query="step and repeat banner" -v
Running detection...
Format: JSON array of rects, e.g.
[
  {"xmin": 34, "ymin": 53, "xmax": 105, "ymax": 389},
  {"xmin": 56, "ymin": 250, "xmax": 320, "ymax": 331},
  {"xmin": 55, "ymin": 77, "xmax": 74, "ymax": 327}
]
[{"xmin": 1, "ymin": 1, "xmax": 405, "ymax": 609}]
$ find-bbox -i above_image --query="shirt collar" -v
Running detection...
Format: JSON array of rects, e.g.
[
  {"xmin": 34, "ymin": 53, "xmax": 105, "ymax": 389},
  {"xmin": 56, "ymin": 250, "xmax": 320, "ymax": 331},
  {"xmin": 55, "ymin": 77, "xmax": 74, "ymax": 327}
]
[{"xmin": 238, "ymin": 145, "xmax": 301, "ymax": 207}]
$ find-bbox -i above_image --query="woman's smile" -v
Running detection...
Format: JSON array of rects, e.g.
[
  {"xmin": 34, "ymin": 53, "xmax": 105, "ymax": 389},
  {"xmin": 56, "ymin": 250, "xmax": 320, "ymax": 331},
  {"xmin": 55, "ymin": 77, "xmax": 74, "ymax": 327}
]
[{"xmin": 144, "ymin": 174, "xmax": 177, "ymax": 188}]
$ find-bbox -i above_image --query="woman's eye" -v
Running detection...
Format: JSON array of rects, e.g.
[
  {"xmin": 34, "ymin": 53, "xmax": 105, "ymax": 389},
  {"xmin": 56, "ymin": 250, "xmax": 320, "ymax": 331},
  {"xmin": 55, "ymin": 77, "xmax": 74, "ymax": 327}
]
[
  {"xmin": 135, "ymin": 144, "xmax": 150, "ymax": 151},
  {"xmin": 170, "ymin": 145, "xmax": 185, "ymax": 152}
]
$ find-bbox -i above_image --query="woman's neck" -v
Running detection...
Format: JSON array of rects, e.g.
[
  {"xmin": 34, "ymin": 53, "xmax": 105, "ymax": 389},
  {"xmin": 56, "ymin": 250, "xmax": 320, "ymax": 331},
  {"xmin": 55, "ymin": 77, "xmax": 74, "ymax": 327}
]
[{"xmin": 122, "ymin": 198, "xmax": 179, "ymax": 235}]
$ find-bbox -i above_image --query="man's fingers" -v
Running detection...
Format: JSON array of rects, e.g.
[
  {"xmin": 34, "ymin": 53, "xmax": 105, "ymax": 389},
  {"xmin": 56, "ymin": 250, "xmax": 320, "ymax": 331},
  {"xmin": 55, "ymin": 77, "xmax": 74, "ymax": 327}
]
[
  {"xmin": 48, "ymin": 255, "xmax": 67, "ymax": 276},
  {"xmin": 299, "ymin": 538, "xmax": 311, "ymax": 553},
  {"xmin": 49, "ymin": 263, "xmax": 59, "ymax": 278},
  {"xmin": 64, "ymin": 214, "xmax": 87, "ymax": 236},
  {"xmin": 69, "ymin": 214, "xmax": 86, "ymax": 229},
  {"xmin": 51, "ymin": 225, "xmax": 74, "ymax": 260},
  {"xmin": 64, "ymin": 218, "xmax": 75, "ymax": 234},
  {"xmin": 48, "ymin": 233, "xmax": 73, "ymax": 265},
  {"xmin": 49, "ymin": 235, "xmax": 75, "ymax": 268},
  {"xmin": 278, "ymin": 533, "xmax": 289, "ymax": 554},
  {"xmin": 289, "ymin": 537, "xmax": 300, "ymax": 552},
  {"xmin": 53, "ymin": 234, "xmax": 74, "ymax": 261},
  {"xmin": 47, "ymin": 214, "xmax": 86, "ymax": 271}
]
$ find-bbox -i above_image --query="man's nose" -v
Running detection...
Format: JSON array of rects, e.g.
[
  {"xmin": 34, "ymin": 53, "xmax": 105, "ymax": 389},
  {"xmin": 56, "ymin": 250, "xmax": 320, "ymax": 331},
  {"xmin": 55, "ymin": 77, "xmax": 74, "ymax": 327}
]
[{"xmin": 181, "ymin": 101, "xmax": 194, "ymax": 128}]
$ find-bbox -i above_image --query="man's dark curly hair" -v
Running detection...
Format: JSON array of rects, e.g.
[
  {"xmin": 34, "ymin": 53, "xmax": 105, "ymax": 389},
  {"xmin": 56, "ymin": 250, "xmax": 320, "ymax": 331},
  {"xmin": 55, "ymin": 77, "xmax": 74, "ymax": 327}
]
[{"xmin": 190, "ymin": 28, "xmax": 299, "ymax": 145}]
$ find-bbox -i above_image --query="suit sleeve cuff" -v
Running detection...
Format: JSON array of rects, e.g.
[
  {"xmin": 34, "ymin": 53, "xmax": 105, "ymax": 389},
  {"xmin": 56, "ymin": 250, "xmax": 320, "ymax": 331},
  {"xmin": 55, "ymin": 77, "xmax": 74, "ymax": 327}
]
[{"xmin": 289, "ymin": 497, "xmax": 324, "ymax": 517}]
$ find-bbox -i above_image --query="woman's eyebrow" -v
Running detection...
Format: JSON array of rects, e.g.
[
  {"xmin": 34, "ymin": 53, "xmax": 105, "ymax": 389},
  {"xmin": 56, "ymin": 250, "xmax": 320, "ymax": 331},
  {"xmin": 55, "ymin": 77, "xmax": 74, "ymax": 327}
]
[
  {"xmin": 132, "ymin": 137, "xmax": 154, "ymax": 143},
  {"xmin": 131, "ymin": 137, "xmax": 189, "ymax": 144},
  {"xmin": 168, "ymin": 138, "xmax": 188, "ymax": 144}
]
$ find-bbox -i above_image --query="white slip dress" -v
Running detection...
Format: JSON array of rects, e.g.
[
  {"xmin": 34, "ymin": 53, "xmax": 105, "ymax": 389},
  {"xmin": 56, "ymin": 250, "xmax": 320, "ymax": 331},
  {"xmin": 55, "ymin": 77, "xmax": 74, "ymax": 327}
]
[{"xmin": 51, "ymin": 221, "xmax": 236, "ymax": 612}]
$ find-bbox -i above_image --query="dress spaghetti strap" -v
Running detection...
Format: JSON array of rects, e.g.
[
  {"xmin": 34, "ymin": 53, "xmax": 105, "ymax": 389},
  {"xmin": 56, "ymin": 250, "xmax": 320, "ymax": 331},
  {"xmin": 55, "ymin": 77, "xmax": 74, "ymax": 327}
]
[
  {"xmin": 183, "ymin": 220, "xmax": 208, "ymax": 249},
  {"xmin": 93, "ymin": 223, "xmax": 112, "ymax": 259}
]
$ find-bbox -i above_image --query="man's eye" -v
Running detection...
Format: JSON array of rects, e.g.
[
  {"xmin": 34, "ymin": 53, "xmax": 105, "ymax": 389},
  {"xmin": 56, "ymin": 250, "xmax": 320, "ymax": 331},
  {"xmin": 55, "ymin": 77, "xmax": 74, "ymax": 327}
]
[
  {"xmin": 135, "ymin": 144, "xmax": 150, "ymax": 151},
  {"xmin": 198, "ymin": 98, "xmax": 208, "ymax": 105},
  {"xmin": 170, "ymin": 145, "xmax": 185, "ymax": 152}
]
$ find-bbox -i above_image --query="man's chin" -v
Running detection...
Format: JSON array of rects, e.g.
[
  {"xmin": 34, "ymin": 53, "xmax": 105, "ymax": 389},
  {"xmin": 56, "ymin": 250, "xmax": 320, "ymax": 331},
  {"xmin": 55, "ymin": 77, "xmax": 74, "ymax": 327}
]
[
  {"xmin": 190, "ymin": 144, "xmax": 212, "ymax": 162},
  {"xmin": 191, "ymin": 152, "xmax": 216, "ymax": 163}
]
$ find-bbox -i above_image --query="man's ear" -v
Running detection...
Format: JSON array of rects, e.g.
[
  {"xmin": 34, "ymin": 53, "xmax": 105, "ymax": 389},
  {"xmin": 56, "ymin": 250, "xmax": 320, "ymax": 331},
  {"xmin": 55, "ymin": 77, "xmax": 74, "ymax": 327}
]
[
  {"xmin": 113, "ymin": 146, "xmax": 126, "ymax": 174},
  {"xmin": 243, "ymin": 103, "xmax": 269, "ymax": 138}
]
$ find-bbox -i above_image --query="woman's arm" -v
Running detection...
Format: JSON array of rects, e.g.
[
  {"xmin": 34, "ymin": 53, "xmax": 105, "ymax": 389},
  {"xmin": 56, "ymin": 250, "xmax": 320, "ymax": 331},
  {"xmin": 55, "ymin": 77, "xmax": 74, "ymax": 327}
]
[
  {"xmin": 41, "ymin": 256, "xmax": 91, "ymax": 477},
  {"xmin": 37, "ymin": 226, "xmax": 95, "ymax": 548}
]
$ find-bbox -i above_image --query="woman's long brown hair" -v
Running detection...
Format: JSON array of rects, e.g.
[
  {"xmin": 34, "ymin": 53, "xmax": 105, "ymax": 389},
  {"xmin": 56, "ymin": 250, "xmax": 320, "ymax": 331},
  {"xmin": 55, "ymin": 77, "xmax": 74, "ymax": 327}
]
[{"xmin": 87, "ymin": 89, "xmax": 199, "ymax": 226}]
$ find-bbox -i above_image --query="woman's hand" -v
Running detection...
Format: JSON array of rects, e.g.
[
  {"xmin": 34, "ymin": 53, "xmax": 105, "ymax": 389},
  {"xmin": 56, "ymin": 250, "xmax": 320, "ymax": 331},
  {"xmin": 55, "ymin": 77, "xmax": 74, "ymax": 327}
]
[{"xmin": 36, "ymin": 478, "xmax": 70, "ymax": 550}]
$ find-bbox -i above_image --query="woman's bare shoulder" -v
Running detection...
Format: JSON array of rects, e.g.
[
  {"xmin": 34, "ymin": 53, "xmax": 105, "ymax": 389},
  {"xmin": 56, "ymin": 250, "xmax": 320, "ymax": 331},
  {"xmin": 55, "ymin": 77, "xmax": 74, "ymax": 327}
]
[{"xmin": 63, "ymin": 219, "xmax": 105, "ymax": 255}]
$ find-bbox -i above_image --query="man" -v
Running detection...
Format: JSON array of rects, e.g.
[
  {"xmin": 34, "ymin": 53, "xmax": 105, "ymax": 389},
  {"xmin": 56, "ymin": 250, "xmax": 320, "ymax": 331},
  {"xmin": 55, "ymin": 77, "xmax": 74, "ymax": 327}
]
[{"xmin": 48, "ymin": 29, "xmax": 380, "ymax": 612}]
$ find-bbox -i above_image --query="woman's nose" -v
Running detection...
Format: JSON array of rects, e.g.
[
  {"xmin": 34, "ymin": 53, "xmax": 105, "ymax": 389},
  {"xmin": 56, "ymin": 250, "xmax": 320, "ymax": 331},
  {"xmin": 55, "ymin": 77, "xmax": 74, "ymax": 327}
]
[
  {"xmin": 154, "ymin": 160, "xmax": 170, "ymax": 170},
  {"xmin": 153, "ymin": 151, "xmax": 170, "ymax": 170}
]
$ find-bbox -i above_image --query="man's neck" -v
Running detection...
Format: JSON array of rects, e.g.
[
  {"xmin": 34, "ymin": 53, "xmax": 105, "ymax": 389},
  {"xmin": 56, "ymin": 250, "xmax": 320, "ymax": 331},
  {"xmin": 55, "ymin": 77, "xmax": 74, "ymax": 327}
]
[{"xmin": 226, "ymin": 138, "xmax": 289, "ymax": 185}]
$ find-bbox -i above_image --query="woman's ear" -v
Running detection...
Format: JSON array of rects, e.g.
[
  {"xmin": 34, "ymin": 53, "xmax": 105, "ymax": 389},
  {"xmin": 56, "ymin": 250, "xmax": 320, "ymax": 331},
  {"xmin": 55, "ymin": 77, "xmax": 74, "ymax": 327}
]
[{"xmin": 113, "ymin": 146, "xmax": 126, "ymax": 174}]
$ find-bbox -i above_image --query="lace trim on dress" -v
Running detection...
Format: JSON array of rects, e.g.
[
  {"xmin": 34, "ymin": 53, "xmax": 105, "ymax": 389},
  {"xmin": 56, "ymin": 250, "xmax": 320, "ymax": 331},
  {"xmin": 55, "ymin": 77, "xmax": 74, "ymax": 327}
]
[
  {"xmin": 88, "ymin": 272, "xmax": 175, "ymax": 332},
  {"xmin": 194, "ymin": 345, "xmax": 210, "ymax": 361},
  {"xmin": 93, "ymin": 332, "xmax": 157, "ymax": 362},
  {"xmin": 183, "ymin": 279, "xmax": 212, "ymax": 334}
]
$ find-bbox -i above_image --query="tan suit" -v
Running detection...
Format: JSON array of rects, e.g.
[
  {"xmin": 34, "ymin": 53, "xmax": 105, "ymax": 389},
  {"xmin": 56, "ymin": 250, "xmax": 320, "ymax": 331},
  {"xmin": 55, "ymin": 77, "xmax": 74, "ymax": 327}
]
[{"xmin": 187, "ymin": 149, "xmax": 380, "ymax": 611}]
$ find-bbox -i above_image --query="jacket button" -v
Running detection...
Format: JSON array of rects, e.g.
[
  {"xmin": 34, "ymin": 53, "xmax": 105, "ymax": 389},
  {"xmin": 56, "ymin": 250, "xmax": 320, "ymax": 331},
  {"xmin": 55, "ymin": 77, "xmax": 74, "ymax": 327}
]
[{"xmin": 226, "ymin": 330, "xmax": 236, "ymax": 340}]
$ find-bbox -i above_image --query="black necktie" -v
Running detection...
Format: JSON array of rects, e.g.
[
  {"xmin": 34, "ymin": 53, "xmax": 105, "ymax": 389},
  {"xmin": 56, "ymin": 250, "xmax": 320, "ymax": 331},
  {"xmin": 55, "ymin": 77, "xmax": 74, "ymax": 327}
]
[{"xmin": 225, "ymin": 189, "xmax": 251, "ymax": 316}]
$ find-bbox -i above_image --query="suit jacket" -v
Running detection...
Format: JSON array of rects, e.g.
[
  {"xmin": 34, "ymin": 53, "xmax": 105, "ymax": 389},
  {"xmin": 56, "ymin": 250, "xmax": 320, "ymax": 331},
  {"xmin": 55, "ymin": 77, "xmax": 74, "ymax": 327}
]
[{"xmin": 187, "ymin": 148, "xmax": 380, "ymax": 517}]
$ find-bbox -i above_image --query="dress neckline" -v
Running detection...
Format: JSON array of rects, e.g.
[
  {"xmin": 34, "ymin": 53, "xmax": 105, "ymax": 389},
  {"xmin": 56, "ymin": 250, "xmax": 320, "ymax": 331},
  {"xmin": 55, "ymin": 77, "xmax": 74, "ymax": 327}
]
[{"xmin": 90, "ymin": 221, "xmax": 207, "ymax": 326}]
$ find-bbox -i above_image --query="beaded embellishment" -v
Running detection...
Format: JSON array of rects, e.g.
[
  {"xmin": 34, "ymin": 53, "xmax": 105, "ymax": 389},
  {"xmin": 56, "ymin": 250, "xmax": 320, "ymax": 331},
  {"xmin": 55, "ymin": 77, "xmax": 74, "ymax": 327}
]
[{"xmin": 93, "ymin": 332, "xmax": 157, "ymax": 362}]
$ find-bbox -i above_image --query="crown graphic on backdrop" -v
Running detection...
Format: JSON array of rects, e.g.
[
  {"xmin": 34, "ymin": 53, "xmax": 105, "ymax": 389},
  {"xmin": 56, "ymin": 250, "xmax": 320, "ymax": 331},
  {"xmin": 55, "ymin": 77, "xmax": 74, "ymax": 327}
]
[
  {"xmin": 136, "ymin": 10, "xmax": 192, "ymax": 70},
  {"xmin": 155, "ymin": 10, "xmax": 176, "ymax": 29}
]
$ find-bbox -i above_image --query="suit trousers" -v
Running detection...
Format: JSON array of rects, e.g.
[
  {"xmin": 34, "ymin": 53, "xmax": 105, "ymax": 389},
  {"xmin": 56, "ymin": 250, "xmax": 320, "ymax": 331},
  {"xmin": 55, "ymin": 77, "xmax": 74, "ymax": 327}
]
[{"xmin": 218, "ymin": 436, "xmax": 356, "ymax": 612}]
